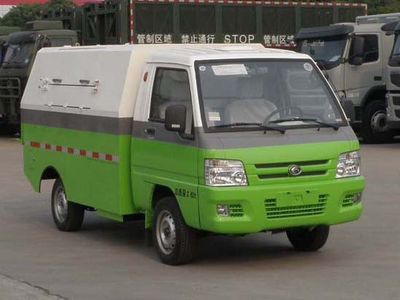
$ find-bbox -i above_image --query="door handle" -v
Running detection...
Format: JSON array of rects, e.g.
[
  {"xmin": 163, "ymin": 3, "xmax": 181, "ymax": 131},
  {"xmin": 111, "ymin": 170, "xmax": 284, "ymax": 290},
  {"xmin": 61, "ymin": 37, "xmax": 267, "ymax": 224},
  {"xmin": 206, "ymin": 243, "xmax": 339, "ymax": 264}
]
[
  {"xmin": 374, "ymin": 76, "xmax": 382, "ymax": 81},
  {"xmin": 144, "ymin": 127, "xmax": 155, "ymax": 138}
]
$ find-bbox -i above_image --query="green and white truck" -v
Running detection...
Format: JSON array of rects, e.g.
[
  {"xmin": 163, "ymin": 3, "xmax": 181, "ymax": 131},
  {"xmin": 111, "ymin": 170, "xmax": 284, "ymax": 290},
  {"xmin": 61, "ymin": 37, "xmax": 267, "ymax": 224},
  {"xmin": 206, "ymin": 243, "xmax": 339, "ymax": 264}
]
[{"xmin": 21, "ymin": 44, "xmax": 364, "ymax": 265}]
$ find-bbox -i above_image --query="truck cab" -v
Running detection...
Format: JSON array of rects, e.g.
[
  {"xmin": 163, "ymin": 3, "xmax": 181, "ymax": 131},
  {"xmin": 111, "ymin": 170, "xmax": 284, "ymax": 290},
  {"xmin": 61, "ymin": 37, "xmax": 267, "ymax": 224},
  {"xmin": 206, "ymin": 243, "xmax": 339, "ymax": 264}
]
[
  {"xmin": 296, "ymin": 19, "xmax": 397, "ymax": 143},
  {"xmin": 383, "ymin": 21, "xmax": 400, "ymax": 129},
  {"xmin": 0, "ymin": 21, "xmax": 77, "ymax": 133}
]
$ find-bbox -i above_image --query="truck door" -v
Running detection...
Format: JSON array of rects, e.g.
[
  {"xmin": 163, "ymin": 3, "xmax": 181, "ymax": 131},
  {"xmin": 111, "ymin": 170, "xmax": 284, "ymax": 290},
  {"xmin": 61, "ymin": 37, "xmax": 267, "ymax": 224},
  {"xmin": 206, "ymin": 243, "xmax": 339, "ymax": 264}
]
[
  {"xmin": 131, "ymin": 66, "xmax": 200, "ymax": 228},
  {"xmin": 344, "ymin": 34, "xmax": 382, "ymax": 108}
]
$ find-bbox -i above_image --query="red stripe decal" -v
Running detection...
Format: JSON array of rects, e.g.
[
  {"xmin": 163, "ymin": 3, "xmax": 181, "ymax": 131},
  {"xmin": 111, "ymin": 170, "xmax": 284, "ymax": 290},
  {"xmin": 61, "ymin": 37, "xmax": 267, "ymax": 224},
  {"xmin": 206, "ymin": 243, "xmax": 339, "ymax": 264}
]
[
  {"xmin": 105, "ymin": 154, "xmax": 113, "ymax": 161},
  {"xmin": 30, "ymin": 141, "xmax": 40, "ymax": 148},
  {"xmin": 67, "ymin": 147, "xmax": 74, "ymax": 154},
  {"xmin": 92, "ymin": 152, "xmax": 99, "ymax": 159},
  {"xmin": 80, "ymin": 149, "xmax": 86, "ymax": 156},
  {"xmin": 56, "ymin": 146, "xmax": 62, "ymax": 152},
  {"xmin": 45, "ymin": 144, "xmax": 51, "ymax": 150}
]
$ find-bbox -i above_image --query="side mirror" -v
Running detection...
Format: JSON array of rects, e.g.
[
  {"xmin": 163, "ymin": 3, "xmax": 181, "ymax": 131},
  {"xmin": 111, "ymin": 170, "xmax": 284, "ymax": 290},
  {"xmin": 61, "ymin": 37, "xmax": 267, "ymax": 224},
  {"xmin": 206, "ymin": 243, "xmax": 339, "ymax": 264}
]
[
  {"xmin": 350, "ymin": 36, "xmax": 365, "ymax": 65},
  {"xmin": 351, "ymin": 56, "xmax": 364, "ymax": 66},
  {"xmin": 340, "ymin": 98, "xmax": 355, "ymax": 123},
  {"xmin": 165, "ymin": 104, "xmax": 186, "ymax": 134}
]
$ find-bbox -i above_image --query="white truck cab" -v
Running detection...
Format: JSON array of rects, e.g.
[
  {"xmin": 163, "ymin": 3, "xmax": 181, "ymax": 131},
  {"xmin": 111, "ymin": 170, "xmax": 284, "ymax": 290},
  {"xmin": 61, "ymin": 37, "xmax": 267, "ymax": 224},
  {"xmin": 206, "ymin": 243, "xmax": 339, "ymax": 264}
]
[
  {"xmin": 383, "ymin": 21, "xmax": 400, "ymax": 129},
  {"xmin": 296, "ymin": 17, "xmax": 398, "ymax": 143}
]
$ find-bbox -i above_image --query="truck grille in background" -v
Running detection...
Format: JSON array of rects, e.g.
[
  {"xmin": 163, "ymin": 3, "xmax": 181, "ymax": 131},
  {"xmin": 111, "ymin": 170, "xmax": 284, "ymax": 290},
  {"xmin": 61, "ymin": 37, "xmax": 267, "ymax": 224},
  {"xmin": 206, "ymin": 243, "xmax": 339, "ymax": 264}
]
[
  {"xmin": 229, "ymin": 204, "xmax": 244, "ymax": 217},
  {"xmin": 390, "ymin": 73, "xmax": 400, "ymax": 88},
  {"xmin": 264, "ymin": 194, "xmax": 328, "ymax": 219},
  {"xmin": 0, "ymin": 78, "xmax": 21, "ymax": 98},
  {"xmin": 392, "ymin": 96, "xmax": 400, "ymax": 106},
  {"xmin": 255, "ymin": 160, "xmax": 330, "ymax": 180}
]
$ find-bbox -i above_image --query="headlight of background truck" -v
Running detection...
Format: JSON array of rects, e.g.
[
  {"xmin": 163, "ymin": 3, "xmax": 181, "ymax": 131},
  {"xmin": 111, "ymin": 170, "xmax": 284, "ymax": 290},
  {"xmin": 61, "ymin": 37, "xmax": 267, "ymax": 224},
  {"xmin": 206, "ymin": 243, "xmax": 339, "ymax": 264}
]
[
  {"xmin": 336, "ymin": 151, "xmax": 360, "ymax": 178},
  {"xmin": 205, "ymin": 159, "xmax": 248, "ymax": 186}
]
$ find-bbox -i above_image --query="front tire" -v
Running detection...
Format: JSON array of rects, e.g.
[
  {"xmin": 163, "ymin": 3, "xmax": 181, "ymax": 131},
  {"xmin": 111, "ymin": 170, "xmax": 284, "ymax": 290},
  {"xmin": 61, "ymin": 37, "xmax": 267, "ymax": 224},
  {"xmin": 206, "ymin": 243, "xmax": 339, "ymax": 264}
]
[
  {"xmin": 51, "ymin": 178, "xmax": 84, "ymax": 231},
  {"xmin": 361, "ymin": 100, "xmax": 394, "ymax": 144},
  {"xmin": 152, "ymin": 197, "xmax": 197, "ymax": 265},
  {"xmin": 286, "ymin": 226, "xmax": 329, "ymax": 252}
]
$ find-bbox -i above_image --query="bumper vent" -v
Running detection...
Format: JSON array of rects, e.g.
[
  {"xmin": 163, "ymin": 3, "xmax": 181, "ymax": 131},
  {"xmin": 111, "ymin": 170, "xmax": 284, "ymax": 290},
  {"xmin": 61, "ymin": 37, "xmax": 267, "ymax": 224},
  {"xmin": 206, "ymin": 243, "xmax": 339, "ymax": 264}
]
[
  {"xmin": 342, "ymin": 194, "xmax": 355, "ymax": 207},
  {"xmin": 264, "ymin": 194, "xmax": 328, "ymax": 219},
  {"xmin": 228, "ymin": 204, "xmax": 244, "ymax": 217}
]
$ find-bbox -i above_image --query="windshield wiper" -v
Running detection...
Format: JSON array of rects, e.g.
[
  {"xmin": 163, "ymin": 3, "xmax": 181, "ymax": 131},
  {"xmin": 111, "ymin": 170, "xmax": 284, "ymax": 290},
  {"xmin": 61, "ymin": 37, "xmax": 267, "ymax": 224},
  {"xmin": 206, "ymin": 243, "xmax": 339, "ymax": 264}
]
[
  {"xmin": 268, "ymin": 117, "xmax": 339, "ymax": 131},
  {"xmin": 211, "ymin": 122, "xmax": 286, "ymax": 134}
]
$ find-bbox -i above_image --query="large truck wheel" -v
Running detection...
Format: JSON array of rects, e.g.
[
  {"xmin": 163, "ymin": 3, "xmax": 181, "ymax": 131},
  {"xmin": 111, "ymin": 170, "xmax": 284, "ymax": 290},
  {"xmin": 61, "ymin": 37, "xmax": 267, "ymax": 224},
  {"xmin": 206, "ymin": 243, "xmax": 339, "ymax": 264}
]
[
  {"xmin": 286, "ymin": 226, "xmax": 329, "ymax": 252},
  {"xmin": 361, "ymin": 100, "xmax": 395, "ymax": 144},
  {"xmin": 51, "ymin": 178, "xmax": 84, "ymax": 231},
  {"xmin": 152, "ymin": 197, "xmax": 197, "ymax": 265}
]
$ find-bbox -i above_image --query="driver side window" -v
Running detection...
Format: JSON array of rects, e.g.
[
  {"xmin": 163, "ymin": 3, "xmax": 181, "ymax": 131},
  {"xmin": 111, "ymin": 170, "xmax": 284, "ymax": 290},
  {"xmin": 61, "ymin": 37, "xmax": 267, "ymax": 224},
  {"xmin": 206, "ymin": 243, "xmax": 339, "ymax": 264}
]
[
  {"xmin": 149, "ymin": 68, "xmax": 193, "ymax": 132},
  {"xmin": 349, "ymin": 34, "xmax": 379, "ymax": 64}
]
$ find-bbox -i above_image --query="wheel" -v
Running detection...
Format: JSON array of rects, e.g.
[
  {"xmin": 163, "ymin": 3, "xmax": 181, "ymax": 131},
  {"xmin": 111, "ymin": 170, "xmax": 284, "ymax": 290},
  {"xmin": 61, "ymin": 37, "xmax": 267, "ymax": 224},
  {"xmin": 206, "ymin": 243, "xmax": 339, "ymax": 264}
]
[
  {"xmin": 361, "ymin": 100, "xmax": 395, "ymax": 144},
  {"xmin": 51, "ymin": 178, "xmax": 84, "ymax": 231},
  {"xmin": 286, "ymin": 226, "xmax": 329, "ymax": 252},
  {"xmin": 152, "ymin": 197, "xmax": 197, "ymax": 265}
]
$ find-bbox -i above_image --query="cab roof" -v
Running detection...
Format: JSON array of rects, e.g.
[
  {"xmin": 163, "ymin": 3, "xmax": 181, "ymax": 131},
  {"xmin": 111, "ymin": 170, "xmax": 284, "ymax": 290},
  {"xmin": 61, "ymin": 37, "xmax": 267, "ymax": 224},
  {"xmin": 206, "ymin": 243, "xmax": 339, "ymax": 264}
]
[{"xmin": 45, "ymin": 44, "xmax": 310, "ymax": 66}]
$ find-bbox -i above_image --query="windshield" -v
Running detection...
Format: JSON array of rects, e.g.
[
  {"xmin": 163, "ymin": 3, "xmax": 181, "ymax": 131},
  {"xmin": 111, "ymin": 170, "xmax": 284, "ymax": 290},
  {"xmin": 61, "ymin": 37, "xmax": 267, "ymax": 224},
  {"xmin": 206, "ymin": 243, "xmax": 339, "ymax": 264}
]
[
  {"xmin": 389, "ymin": 35, "xmax": 400, "ymax": 66},
  {"xmin": 299, "ymin": 37, "xmax": 347, "ymax": 69},
  {"xmin": 2, "ymin": 42, "xmax": 35, "ymax": 68},
  {"xmin": 196, "ymin": 60, "xmax": 345, "ymax": 132}
]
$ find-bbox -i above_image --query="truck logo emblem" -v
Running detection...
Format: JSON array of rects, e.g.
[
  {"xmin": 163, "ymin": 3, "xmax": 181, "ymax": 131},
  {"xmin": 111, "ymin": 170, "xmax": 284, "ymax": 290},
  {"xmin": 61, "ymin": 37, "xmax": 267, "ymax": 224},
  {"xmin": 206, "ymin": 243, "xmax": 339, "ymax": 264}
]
[{"xmin": 288, "ymin": 165, "xmax": 302, "ymax": 176}]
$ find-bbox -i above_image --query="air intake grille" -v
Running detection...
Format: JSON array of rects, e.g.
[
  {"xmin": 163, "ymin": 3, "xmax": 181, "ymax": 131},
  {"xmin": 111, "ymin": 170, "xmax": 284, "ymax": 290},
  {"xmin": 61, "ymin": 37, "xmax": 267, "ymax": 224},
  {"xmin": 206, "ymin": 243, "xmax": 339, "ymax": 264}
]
[
  {"xmin": 265, "ymin": 194, "xmax": 328, "ymax": 219},
  {"xmin": 342, "ymin": 194, "xmax": 354, "ymax": 207},
  {"xmin": 255, "ymin": 160, "xmax": 329, "ymax": 180},
  {"xmin": 0, "ymin": 78, "xmax": 21, "ymax": 99},
  {"xmin": 392, "ymin": 96, "xmax": 400, "ymax": 106},
  {"xmin": 229, "ymin": 204, "xmax": 244, "ymax": 217}
]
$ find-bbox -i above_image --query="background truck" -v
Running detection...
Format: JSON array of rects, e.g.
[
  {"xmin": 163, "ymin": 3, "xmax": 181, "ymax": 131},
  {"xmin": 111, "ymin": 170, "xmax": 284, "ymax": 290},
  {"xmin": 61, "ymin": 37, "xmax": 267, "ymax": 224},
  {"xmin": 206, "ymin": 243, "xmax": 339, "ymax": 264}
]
[
  {"xmin": 21, "ymin": 44, "xmax": 364, "ymax": 265},
  {"xmin": 382, "ymin": 21, "xmax": 400, "ymax": 130},
  {"xmin": 295, "ymin": 14, "xmax": 400, "ymax": 143},
  {"xmin": 0, "ymin": 21, "xmax": 77, "ymax": 133},
  {"xmin": 40, "ymin": 0, "xmax": 367, "ymax": 47}
]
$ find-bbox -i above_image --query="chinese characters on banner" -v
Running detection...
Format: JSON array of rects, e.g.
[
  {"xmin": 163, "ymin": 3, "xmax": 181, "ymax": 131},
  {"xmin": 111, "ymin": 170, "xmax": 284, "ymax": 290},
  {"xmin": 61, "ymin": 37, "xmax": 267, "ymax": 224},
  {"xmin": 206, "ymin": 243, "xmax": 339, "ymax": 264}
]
[{"xmin": 135, "ymin": 33, "xmax": 295, "ymax": 47}]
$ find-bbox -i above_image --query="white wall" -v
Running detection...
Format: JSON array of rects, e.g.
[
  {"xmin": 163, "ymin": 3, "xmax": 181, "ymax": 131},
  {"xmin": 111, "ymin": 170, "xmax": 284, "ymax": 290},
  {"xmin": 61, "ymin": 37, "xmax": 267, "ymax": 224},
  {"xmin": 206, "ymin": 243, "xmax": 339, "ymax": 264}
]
[{"xmin": 0, "ymin": 5, "xmax": 13, "ymax": 17}]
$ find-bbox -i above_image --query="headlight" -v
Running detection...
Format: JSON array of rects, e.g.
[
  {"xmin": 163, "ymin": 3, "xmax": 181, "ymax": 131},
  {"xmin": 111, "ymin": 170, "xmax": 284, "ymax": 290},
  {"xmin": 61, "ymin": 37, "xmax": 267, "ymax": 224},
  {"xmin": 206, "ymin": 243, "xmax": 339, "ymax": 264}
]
[
  {"xmin": 336, "ymin": 151, "xmax": 360, "ymax": 178},
  {"xmin": 205, "ymin": 159, "xmax": 248, "ymax": 186}
]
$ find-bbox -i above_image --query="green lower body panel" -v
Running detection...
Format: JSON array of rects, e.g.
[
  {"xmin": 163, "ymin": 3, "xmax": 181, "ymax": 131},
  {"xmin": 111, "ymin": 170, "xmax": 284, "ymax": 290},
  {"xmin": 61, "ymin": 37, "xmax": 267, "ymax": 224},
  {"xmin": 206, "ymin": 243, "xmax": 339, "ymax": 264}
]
[{"xmin": 198, "ymin": 177, "xmax": 364, "ymax": 234}]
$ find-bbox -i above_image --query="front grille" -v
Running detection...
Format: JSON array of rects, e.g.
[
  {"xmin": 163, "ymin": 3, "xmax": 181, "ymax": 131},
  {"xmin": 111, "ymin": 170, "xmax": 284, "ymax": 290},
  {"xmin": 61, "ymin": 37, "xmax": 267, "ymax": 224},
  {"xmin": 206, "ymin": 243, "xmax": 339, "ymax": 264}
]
[
  {"xmin": 256, "ymin": 160, "xmax": 330, "ymax": 180},
  {"xmin": 0, "ymin": 78, "xmax": 21, "ymax": 98},
  {"xmin": 391, "ymin": 73, "xmax": 400, "ymax": 88},
  {"xmin": 229, "ymin": 204, "xmax": 244, "ymax": 217},
  {"xmin": 392, "ymin": 96, "xmax": 400, "ymax": 106},
  {"xmin": 265, "ymin": 194, "xmax": 328, "ymax": 219},
  {"xmin": 342, "ymin": 194, "xmax": 354, "ymax": 208}
]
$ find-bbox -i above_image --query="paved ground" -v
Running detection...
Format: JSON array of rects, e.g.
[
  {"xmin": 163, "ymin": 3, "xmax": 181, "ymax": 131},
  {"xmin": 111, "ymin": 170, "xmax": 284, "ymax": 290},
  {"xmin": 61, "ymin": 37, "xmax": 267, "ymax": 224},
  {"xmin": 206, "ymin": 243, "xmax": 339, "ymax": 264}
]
[{"xmin": 0, "ymin": 136, "xmax": 399, "ymax": 300}]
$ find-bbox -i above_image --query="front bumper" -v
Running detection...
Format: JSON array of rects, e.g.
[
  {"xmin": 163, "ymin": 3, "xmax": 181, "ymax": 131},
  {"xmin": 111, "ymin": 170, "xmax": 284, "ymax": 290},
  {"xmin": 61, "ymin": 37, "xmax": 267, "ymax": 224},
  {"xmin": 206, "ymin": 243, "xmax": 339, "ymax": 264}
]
[{"xmin": 198, "ymin": 177, "xmax": 364, "ymax": 234}]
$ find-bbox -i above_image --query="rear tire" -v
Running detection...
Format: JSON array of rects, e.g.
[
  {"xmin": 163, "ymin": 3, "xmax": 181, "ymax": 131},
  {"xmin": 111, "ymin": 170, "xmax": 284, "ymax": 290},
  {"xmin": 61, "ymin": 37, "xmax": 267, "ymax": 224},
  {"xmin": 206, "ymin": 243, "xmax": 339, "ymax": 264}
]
[
  {"xmin": 152, "ymin": 197, "xmax": 197, "ymax": 265},
  {"xmin": 361, "ymin": 100, "xmax": 394, "ymax": 144},
  {"xmin": 286, "ymin": 226, "xmax": 329, "ymax": 252},
  {"xmin": 51, "ymin": 178, "xmax": 84, "ymax": 231}
]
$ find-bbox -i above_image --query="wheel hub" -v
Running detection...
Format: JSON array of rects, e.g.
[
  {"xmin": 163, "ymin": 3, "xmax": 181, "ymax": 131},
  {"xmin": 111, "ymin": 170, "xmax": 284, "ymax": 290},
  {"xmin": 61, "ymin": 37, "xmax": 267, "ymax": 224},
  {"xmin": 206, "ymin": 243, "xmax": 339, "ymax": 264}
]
[
  {"xmin": 371, "ymin": 110, "xmax": 389, "ymax": 133},
  {"xmin": 54, "ymin": 186, "xmax": 68, "ymax": 223},
  {"xmin": 156, "ymin": 210, "xmax": 176, "ymax": 255}
]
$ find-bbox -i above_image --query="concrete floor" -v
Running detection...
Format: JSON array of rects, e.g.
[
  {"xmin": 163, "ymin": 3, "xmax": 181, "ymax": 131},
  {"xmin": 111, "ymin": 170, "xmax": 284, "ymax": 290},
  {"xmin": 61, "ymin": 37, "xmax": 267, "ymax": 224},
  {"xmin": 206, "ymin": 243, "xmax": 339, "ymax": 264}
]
[{"xmin": 0, "ymin": 137, "xmax": 399, "ymax": 300}]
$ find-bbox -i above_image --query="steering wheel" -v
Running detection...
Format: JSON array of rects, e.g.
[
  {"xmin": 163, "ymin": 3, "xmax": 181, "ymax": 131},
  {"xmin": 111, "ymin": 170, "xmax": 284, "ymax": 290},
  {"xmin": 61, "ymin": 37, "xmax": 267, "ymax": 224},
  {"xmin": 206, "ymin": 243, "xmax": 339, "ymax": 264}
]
[{"xmin": 262, "ymin": 107, "xmax": 304, "ymax": 125}]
